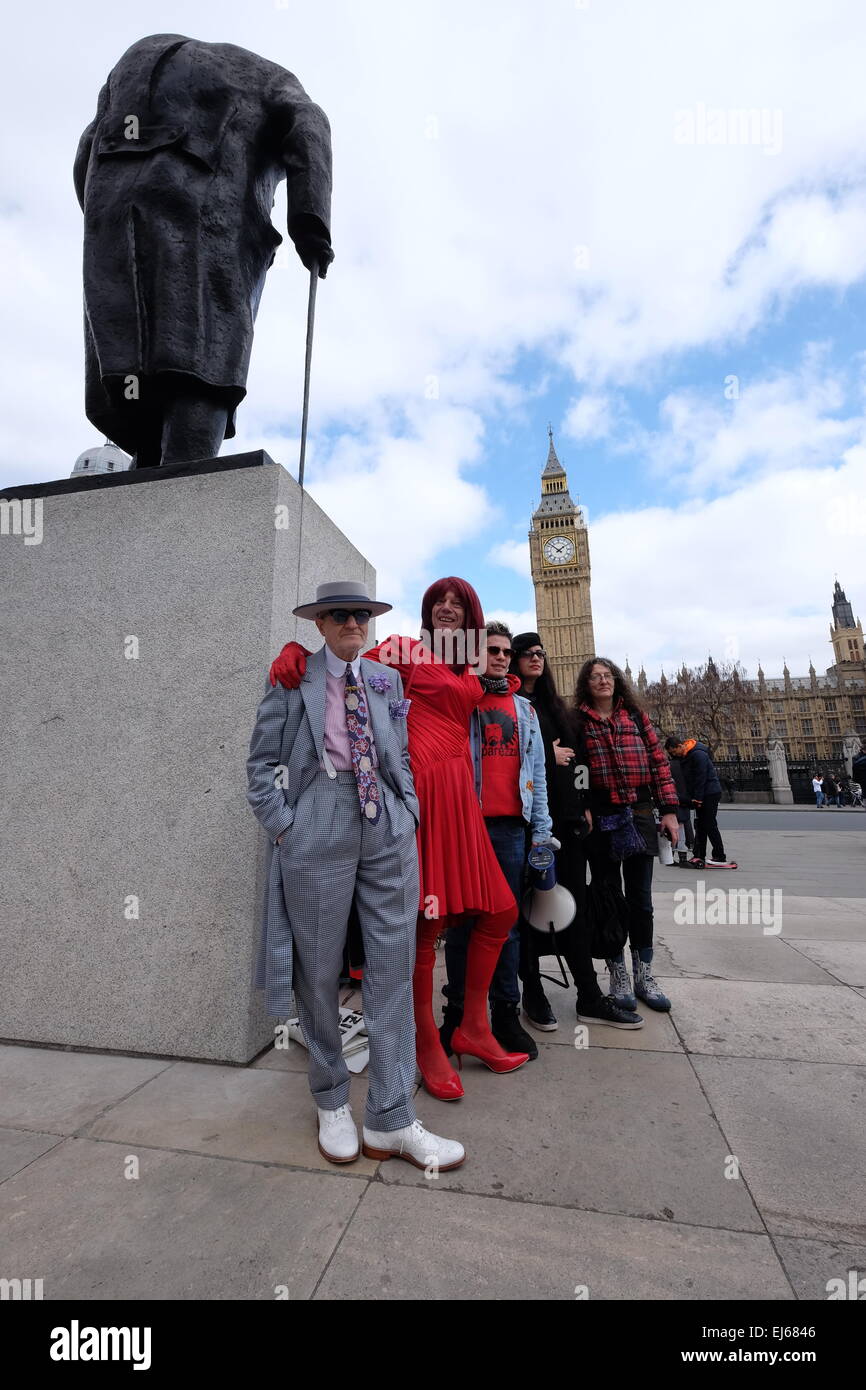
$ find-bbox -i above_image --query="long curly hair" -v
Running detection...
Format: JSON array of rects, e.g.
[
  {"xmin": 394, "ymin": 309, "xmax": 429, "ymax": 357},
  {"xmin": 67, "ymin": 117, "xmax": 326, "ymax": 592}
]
[{"xmin": 573, "ymin": 656, "xmax": 644, "ymax": 716}]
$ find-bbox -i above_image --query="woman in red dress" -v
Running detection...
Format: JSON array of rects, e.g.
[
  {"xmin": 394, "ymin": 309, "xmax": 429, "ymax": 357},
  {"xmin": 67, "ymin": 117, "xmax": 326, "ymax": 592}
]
[{"xmin": 269, "ymin": 576, "xmax": 529, "ymax": 1101}]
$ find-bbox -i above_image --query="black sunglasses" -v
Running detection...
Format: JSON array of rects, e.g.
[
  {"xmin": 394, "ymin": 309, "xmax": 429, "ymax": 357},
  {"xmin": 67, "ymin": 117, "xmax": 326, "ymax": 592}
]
[
  {"xmin": 326, "ymin": 608, "xmax": 372, "ymax": 624},
  {"xmin": 520, "ymin": 648, "xmax": 547, "ymax": 659},
  {"xmin": 487, "ymin": 644, "xmax": 513, "ymax": 657}
]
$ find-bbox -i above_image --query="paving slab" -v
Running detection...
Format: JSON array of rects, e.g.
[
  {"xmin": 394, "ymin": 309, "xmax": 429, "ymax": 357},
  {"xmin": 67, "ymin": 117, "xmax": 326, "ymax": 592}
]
[
  {"xmin": 314, "ymin": 1184, "xmax": 791, "ymax": 1301},
  {"xmin": 785, "ymin": 940, "xmax": 866, "ymax": 988},
  {"xmin": 654, "ymin": 890, "xmax": 866, "ymax": 943},
  {"xmin": 656, "ymin": 935, "xmax": 838, "ymax": 985},
  {"xmin": 774, "ymin": 1236, "xmax": 866, "ymax": 1300},
  {"xmin": 0, "ymin": 1126, "xmax": 65, "ymax": 1182},
  {"xmin": 0, "ymin": 1136, "xmax": 362, "ymax": 1299},
  {"xmin": 692, "ymin": 1056, "xmax": 866, "ymax": 1243},
  {"xmin": 663, "ymin": 980, "xmax": 866, "ymax": 1062},
  {"xmin": 377, "ymin": 1046, "xmax": 763, "ymax": 1231},
  {"xmin": 657, "ymin": 891, "xmax": 866, "ymax": 917},
  {"xmin": 0, "ymin": 1044, "xmax": 171, "ymax": 1133},
  {"xmin": 84, "ymin": 1062, "xmax": 380, "ymax": 1174},
  {"xmin": 251, "ymin": 1040, "xmax": 314, "ymax": 1073}
]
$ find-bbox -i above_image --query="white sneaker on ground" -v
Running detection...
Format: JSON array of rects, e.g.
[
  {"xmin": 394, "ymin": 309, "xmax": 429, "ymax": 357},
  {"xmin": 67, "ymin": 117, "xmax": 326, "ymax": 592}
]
[
  {"xmin": 317, "ymin": 1104, "xmax": 359, "ymax": 1164},
  {"xmin": 362, "ymin": 1118, "xmax": 466, "ymax": 1170}
]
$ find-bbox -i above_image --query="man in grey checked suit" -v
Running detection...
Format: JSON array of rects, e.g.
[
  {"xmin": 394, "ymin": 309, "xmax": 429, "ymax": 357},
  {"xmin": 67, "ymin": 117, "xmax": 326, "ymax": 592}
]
[{"xmin": 247, "ymin": 581, "xmax": 464, "ymax": 1170}]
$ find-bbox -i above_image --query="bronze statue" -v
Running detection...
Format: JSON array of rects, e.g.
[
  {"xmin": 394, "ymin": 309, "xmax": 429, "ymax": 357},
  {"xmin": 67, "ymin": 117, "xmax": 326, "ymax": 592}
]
[{"xmin": 74, "ymin": 34, "xmax": 333, "ymax": 469}]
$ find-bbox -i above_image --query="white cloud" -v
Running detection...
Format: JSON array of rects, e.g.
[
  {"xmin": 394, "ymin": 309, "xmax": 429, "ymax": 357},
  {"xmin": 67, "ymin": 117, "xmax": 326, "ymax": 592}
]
[
  {"xmin": 484, "ymin": 608, "xmax": 538, "ymax": 638},
  {"xmin": 487, "ymin": 539, "xmax": 531, "ymax": 578},
  {"xmin": 293, "ymin": 404, "xmax": 493, "ymax": 605},
  {"xmin": 5, "ymin": 0, "xmax": 866, "ymax": 677},
  {"xmin": 640, "ymin": 349, "xmax": 860, "ymax": 492},
  {"xmin": 563, "ymin": 394, "xmax": 613, "ymax": 441},
  {"xmin": 591, "ymin": 445, "xmax": 866, "ymax": 679}
]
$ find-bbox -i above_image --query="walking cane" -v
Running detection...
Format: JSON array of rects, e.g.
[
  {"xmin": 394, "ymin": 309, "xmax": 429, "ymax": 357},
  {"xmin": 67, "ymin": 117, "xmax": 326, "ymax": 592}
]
[
  {"xmin": 297, "ymin": 263, "xmax": 319, "ymax": 490},
  {"xmin": 292, "ymin": 262, "xmax": 319, "ymax": 640}
]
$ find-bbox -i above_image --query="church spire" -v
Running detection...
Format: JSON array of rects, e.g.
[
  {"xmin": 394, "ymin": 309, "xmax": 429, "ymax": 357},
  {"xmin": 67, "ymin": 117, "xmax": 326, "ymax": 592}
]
[{"xmin": 543, "ymin": 424, "xmax": 566, "ymax": 477}]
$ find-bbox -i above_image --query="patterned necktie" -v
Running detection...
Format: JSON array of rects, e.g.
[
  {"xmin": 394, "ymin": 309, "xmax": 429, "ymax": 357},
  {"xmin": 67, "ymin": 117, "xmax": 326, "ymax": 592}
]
[{"xmin": 344, "ymin": 664, "xmax": 381, "ymax": 824}]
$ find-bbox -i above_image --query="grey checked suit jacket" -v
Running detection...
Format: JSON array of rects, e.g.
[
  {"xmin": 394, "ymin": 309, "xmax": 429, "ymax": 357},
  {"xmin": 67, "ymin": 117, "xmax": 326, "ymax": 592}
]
[{"xmin": 246, "ymin": 648, "xmax": 419, "ymax": 1014}]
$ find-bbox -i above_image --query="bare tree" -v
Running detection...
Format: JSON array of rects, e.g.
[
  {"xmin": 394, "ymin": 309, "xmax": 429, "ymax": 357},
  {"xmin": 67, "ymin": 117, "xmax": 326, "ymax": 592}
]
[{"xmin": 645, "ymin": 658, "xmax": 754, "ymax": 757}]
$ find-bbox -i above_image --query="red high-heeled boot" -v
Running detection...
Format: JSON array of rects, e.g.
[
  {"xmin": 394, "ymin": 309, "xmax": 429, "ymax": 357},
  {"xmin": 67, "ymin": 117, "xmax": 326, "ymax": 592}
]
[
  {"xmin": 413, "ymin": 921, "xmax": 464, "ymax": 1101},
  {"xmin": 451, "ymin": 910, "xmax": 529, "ymax": 1074}
]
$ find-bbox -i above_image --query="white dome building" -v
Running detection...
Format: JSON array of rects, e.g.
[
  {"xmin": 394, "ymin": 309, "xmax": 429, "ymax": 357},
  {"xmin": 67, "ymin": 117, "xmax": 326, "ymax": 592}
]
[{"xmin": 71, "ymin": 442, "xmax": 131, "ymax": 478}]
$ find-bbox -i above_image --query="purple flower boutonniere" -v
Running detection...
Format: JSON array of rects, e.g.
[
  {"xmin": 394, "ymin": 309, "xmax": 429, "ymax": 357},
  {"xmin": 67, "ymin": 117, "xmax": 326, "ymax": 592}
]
[
  {"xmin": 367, "ymin": 673, "xmax": 392, "ymax": 695},
  {"xmin": 389, "ymin": 697, "xmax": 411, "ymax": 720}
]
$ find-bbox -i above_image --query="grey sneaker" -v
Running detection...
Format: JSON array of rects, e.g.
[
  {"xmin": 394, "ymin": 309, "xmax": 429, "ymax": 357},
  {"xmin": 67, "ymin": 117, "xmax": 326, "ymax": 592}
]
[
  {"xmin": 631, "ymin": 949, "xmax": 671, "ymax": 1011},
  {"xmin": 605, "ymin": 955, "xmax": 637, "ymax": 1010}
]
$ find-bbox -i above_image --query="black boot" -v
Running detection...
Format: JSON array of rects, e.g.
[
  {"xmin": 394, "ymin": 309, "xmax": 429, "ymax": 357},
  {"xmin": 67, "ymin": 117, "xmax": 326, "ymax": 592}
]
[
  {"xmin": 439, "ymin": 1002, "xmax": 463, "ymax": 1056},
  {"xmin": 491, "ymin": 1001, "xmax": 539, "ymax": 1061},
  {"xmin": 522, "ymin": 978, "xmax": 558, "ymax": 1031}
]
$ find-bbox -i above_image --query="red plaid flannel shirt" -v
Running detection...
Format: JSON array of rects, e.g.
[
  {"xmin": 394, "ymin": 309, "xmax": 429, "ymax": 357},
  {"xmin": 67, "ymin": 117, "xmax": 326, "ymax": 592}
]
[{"xmin": 578, "ymin": 701, "xmax": 679, "ymax": 811}]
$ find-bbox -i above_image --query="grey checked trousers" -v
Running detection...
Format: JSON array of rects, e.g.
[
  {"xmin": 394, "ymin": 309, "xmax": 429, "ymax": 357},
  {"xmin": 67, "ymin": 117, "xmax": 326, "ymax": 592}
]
[{"xmin": 279, "ymin": 770, "xmax": 420, "ymax": 1131}]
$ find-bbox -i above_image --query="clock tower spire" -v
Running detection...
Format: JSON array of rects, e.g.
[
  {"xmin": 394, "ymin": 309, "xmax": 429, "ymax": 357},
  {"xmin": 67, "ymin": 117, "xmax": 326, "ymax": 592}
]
[{"xmin": 529, "ymin": 428, "xmax": 595, "ymax": 696}]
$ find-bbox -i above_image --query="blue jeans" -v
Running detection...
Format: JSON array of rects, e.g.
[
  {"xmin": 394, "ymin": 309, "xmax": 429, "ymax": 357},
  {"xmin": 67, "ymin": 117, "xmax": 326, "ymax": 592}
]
[{"xmin": 444, "ymin": 817, "xmax": 525, "ymax": 1006}]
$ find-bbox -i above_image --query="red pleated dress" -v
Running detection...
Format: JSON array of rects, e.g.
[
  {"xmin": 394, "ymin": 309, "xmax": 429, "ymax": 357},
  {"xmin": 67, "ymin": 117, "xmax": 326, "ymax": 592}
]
[{"xmin": 365, "ymin": 637, "xmax": 515, "ymax": 919}]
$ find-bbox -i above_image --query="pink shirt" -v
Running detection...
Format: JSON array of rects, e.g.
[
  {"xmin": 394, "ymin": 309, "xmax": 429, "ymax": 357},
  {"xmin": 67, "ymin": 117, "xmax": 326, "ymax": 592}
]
[{"xmin": 323, "ymin": 646, "xmax": 379, "ymax": 772}]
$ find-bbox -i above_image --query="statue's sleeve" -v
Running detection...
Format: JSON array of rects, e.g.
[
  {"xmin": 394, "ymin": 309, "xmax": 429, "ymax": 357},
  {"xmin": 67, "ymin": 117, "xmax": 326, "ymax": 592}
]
[
  {"xmin": 74, "ymin": 78, "xmax": 110, "ymax": 210},
  {"xmin": 273, "ymin": 80, "xmax": 333, "ymax": 240}
]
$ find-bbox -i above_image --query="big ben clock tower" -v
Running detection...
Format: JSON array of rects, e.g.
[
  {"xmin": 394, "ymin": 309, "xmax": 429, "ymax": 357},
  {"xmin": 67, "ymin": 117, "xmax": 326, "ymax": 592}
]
[{"xmin": 529, "ymin": 428, "xmax": 595, "ymax": 695}]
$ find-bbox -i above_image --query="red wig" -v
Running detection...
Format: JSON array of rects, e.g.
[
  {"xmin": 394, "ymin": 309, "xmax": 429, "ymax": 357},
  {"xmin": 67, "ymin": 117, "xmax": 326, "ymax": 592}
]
[{"xmin": 420, "ymin": 576, "xmax": 485, "ymax": 638}]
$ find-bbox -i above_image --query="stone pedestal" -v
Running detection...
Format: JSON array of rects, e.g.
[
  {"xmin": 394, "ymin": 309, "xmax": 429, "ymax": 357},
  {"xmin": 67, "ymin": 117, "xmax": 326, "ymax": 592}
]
[{"xmin": 0, "ymin": 453, "xmax": 375, "ymax": 1062}]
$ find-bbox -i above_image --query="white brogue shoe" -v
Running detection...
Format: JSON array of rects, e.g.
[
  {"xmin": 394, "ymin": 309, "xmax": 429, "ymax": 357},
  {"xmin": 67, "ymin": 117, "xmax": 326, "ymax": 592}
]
[
  {"xmin": 362, "ymin": 1118, "xmax": 466, "ymax": 1171},
  {"xmin": 317, "ymin": 1104, "xmax": 359, "ymax": 1164}
]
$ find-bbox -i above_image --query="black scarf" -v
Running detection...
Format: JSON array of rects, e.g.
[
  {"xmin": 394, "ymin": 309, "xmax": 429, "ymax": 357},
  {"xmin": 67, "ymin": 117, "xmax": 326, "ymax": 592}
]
[{"xmin": 479, "ymin": 674, "xmax": 510, "ymax": 694}]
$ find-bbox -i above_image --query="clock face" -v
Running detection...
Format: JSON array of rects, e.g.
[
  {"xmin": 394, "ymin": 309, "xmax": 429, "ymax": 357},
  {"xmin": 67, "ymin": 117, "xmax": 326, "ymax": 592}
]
[{"xmin": 543, "ymin": 535, "xmax": 575, "ymax": 565}]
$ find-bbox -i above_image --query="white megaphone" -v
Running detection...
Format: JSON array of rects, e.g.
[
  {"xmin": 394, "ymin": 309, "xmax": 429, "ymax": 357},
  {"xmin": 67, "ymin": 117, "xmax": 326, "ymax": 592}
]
[{"xmin": 521, "ymin": 844, "xmax": 576, "ymax": 936}]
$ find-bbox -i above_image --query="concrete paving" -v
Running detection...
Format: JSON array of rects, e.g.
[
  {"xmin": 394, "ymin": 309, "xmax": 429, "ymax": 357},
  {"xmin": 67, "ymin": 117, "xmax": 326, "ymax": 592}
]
[{"xmin": 2, "ymin": 819, "xmax": 865, "ymax": 1300}]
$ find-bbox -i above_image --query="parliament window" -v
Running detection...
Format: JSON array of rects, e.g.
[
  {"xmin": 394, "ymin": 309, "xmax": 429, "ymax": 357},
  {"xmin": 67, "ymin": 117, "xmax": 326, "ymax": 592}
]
[
  {"xmin": 801, "ymin": 719, "xmax": 813, "ymax": 734},
  {"xmin": 825, "ymin": 699, "xmax": 837, "ymax": 712},
  {"xmin": 828, "ymin": 718, "xmax": 840, "ymax": 734}
]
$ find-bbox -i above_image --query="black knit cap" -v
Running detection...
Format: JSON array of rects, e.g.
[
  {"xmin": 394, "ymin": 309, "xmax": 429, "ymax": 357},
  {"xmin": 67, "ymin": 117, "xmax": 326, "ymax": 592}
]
[{"xmin": 512, "ymin": 632, "xmax": 543, "ymax": 656}]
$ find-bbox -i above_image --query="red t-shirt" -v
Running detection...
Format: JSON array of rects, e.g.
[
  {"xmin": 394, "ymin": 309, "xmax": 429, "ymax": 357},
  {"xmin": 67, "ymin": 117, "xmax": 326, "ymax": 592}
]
[{"xmin": 478, "ymin": 687, "xmax": 522, "ymax": 817}]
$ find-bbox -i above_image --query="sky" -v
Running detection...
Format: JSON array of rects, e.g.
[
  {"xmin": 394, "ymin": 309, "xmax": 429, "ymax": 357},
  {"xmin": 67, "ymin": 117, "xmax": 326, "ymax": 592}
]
[{"xmin": 3, "ymin": 0, "xmax": 866, "ymax": 679}]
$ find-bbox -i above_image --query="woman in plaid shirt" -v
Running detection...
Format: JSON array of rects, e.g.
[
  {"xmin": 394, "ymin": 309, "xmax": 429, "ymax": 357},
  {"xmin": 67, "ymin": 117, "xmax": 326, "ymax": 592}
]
[{"xmin": 569, "ymin": 658, "xmax": 680, "ymax": 1021}]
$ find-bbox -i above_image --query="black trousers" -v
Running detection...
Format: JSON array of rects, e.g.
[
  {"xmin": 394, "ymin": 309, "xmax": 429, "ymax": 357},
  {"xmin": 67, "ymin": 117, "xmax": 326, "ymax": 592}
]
[{"xmin": 693, "ymin": 794, "xmax": 726, "ymax": 861}]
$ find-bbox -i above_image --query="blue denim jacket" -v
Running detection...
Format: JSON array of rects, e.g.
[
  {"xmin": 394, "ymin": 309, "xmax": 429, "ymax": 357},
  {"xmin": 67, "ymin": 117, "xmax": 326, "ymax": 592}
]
[{"xmin": 469, "ymin": 686, "xmax": 553, "ymax": 841}]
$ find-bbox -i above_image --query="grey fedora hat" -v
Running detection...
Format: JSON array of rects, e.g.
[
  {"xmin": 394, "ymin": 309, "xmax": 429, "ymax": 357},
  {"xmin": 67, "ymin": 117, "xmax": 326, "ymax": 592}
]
[{"xmin": 292, "ymin": 579, "xmax": 392, "ymax": 621}]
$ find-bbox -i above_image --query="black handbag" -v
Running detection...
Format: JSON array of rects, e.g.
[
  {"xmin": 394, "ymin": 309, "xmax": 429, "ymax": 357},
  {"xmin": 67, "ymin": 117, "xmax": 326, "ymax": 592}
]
[{"xmin": 586, "ymin": 877, "xmax": 630, "ymax": 959}]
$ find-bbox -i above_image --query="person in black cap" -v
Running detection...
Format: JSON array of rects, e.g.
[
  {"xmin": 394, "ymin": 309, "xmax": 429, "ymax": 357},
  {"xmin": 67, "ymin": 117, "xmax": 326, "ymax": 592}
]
[{"xmin": 510, "ymin": 633, "xmax": 592, "ymax": 1030}]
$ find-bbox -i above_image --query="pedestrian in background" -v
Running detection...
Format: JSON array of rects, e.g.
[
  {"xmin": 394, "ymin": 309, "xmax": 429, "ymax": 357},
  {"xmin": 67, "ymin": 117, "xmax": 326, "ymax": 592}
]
[
  {"xmin": 667, "ymin": 753, "xmax": 695, "ymax": 864},
  {"xmin": 665, "ymin": 736, "xmax": 737, "ymax": 869}
]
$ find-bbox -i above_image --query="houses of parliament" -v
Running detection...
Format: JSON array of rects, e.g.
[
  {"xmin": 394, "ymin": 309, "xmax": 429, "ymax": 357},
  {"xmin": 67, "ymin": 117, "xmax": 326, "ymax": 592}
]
[{"xmin": 529, "ymin": 433, "xmax": 866, "ymax": 764}]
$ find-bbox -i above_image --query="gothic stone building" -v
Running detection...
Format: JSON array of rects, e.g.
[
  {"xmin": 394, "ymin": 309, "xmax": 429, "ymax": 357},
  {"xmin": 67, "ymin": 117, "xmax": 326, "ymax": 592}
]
[{"xmin": 633, "ymin": 582, "xmax": 866, "ymax": 766}]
